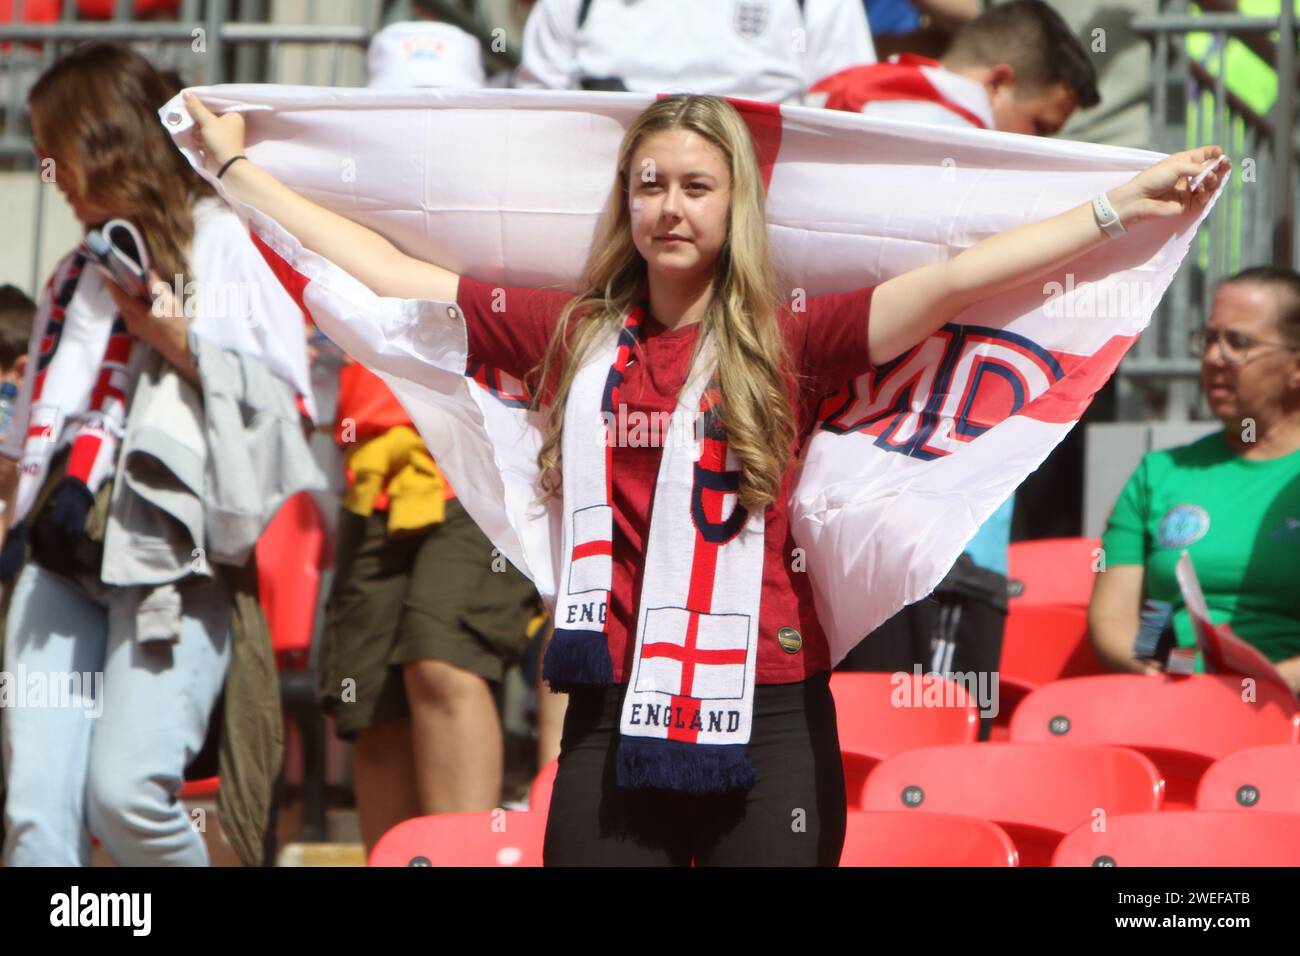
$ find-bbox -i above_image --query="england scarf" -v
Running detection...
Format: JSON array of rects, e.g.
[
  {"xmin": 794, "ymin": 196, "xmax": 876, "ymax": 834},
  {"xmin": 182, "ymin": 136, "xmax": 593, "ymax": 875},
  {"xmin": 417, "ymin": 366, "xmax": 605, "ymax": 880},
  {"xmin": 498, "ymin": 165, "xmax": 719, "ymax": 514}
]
[
  {"xmin": 160, "ymin": 86, "xmax": 1225, "ymax": 792},
  {"xmin": 555, "ymin": 306, "xmax": 767, "ymax": 790},
  {"xmin": 14, "ymin": 250, "xmax": 148, "ymax": 525}
]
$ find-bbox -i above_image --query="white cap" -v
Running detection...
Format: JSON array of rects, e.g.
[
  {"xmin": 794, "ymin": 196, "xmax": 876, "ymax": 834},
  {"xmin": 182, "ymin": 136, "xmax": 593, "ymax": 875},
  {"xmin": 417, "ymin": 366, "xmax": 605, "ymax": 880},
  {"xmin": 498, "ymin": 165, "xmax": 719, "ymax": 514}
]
[{"xmin": 366, "ymin": 21, "xmax": 486, "ymax": 90}]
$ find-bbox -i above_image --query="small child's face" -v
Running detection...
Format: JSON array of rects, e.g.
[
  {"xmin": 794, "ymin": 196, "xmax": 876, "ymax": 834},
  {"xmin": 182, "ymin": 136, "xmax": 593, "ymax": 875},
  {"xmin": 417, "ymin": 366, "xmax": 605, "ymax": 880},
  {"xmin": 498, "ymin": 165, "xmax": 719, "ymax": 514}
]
[{"xmin": 0, "ymin": 356, "xmax": 27, "ymax": 387}]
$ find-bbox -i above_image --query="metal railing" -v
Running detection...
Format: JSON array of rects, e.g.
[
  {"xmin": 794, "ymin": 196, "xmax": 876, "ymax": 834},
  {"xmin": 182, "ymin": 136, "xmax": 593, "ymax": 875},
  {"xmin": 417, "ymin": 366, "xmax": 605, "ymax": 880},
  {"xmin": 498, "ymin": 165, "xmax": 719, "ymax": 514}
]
[{"xmin": 1125, "ymin": 0, "xmax": 1298, "ymax": 421}]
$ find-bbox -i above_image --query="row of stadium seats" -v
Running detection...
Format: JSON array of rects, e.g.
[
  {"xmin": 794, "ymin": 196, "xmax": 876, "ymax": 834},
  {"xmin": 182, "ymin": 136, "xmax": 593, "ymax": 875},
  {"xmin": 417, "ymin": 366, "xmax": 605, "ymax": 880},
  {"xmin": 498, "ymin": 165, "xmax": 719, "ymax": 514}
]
[
  {"xmin": 375, "ymin": 665, "xmax": 1300, "ymax": 865},
  {"xmin": 832, "ymin": 671, "xmax": 1300, "ymax": 808},
  {"xmin": 370, "ymin": 536, "xmax": 1300, "ymax": 865},
  {"xmin": 370, "ymin": 804, "xmax": 1300, "ymax": 867},
  {"xmin": 175, "ymin": 517, "xmax": 1294, "ymax": 866}
]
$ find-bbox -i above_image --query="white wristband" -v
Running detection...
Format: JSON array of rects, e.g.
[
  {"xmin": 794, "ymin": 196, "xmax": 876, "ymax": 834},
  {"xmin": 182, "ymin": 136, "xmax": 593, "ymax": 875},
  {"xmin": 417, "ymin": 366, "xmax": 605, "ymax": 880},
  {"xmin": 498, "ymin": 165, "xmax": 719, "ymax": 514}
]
[{"xmin": 1092, "ymin": 192, "xmax": 1126, "ymax": 239}]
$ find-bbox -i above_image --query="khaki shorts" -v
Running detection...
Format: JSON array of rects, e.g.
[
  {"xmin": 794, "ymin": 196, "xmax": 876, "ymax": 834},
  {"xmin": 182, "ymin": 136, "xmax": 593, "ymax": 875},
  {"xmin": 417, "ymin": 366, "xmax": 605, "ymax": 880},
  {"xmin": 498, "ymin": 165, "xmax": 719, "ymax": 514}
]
[{"xmin": 318, "ymin": 497, "xmax": 540, "ymax": 740}]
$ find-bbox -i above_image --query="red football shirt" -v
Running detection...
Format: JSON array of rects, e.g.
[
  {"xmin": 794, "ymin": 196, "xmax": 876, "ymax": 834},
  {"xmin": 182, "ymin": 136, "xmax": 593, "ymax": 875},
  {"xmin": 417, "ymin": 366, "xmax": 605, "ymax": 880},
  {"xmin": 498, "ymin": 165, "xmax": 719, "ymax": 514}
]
[{"xmin": 456, "ymin": 276, "xmax": 876, "ymax": 683}]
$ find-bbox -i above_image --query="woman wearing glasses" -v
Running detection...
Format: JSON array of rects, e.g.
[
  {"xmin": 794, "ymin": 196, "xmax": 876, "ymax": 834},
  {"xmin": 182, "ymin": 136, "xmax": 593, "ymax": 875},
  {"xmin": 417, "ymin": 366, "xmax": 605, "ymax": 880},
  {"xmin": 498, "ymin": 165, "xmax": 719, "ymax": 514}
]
[{"xmin": 1089, "ymin": 266, "xmax": 1300, "ymax": 690}]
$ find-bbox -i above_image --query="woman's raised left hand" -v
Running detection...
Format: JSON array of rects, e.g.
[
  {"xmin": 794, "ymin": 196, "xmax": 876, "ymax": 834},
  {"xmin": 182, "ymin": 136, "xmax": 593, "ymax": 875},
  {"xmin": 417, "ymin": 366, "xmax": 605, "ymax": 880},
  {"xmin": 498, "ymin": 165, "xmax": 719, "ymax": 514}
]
[{"xmin": 1107, "ymin": 146, "xmax": 1229, "ymax": 225}]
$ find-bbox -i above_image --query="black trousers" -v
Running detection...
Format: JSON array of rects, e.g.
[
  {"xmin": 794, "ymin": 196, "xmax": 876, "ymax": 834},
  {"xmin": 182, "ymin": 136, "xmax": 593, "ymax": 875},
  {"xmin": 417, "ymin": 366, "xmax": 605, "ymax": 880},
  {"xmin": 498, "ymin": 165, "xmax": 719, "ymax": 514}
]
[{"xmin": 543, "ymin": 673, "xmax": 846, "ymax": 866}]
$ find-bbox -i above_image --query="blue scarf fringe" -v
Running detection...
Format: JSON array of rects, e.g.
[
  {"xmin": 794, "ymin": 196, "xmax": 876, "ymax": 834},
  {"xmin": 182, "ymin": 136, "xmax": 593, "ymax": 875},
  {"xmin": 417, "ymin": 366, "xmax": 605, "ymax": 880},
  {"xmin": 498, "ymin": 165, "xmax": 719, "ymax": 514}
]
[
  {"xmin": 616, "ymin": 736, "xmax": 756, "ymax": 794},
  {"xmin": 542, "ymin": 628, "xmax": 614, "ymax": 690}
]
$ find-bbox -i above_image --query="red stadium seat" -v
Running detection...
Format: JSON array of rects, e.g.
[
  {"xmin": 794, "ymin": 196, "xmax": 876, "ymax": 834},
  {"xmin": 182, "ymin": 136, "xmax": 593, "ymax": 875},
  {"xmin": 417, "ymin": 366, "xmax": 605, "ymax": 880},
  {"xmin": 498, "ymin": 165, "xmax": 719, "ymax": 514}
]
[
  {"xmin": 1196, "ymin": 744, "xmax": 1300, "ymax": 812},
  {"xmin": 859, "ymin": 743, "xmax": 1164, "ymax": 866},
  {"xmin": 369, "ymin": 810, "xmax": 546, "ymax": 867},
  {"xmin": 1009, "ymin": 674, "xmax": 1300, "ymax": 809},
  {"xmin": 529, "ymin": 760, "xmax": 558, "ymax": 816},
  {"xmin": 993, "ymin": 605, "xmax": 1102, "ymax": 739},
  {"xmin": 256, "ymin": 491, "xmax": 330, "ymax": 671},
  {"xmin": 1007, "ymin": 537, "xmax": 1100, "ymax": 608},
  {"xmin": 1053, "ymin": 811, "xmax": 1300, "ymax": 867},
  {"xmin": 840, "ymin": 811, "xmax": 1018, "ymax": 867},
  {"xmin": 830, "ymin": 672, "xmax": 979, "ymax": 808}
]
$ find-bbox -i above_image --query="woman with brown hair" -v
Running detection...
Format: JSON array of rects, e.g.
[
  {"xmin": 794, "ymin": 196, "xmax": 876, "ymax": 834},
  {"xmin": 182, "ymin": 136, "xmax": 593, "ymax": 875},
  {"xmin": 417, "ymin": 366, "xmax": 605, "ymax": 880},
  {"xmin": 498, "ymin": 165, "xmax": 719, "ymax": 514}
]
[
  {"xmin": 186, "ymin": 88, "xmax": 1223, "ymax": 865},
  {"xmin": 0, "ymin": 41, "xmax": 317, "ymax": 866}
]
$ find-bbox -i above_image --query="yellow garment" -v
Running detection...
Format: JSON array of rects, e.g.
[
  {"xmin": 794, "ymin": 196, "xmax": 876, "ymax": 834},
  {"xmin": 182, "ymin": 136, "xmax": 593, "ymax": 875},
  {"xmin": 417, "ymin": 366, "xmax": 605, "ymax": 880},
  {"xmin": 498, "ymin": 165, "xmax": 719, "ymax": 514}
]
[
  {"xmin": 526, "ymin": 610, "xmax": 549, "ymax": 640},
  {"xmin": 343, "ymin": 425, "xmax": 445, "ymax": 534}
]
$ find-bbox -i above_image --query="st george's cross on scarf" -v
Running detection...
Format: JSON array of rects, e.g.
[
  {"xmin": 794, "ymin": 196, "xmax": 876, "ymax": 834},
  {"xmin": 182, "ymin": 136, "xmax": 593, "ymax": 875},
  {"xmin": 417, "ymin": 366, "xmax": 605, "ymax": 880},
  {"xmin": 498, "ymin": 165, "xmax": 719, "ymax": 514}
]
[{"xmin": 159, "ymin": 85, "xmax": 1226, "ymax": 670}]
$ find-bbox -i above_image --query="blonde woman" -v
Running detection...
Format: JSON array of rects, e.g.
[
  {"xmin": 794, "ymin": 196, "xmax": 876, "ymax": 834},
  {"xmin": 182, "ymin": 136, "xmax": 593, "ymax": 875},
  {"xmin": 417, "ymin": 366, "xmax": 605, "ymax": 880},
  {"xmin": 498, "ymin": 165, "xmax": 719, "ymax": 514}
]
[{"xmin": 186, "ymin": 91, "xmax": 1223, "ymax": 865}]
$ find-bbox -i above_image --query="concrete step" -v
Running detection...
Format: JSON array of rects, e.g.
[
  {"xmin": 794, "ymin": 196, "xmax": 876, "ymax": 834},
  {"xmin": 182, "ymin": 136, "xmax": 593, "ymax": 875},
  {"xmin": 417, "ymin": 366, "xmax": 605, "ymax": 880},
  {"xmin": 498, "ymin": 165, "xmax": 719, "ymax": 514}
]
[{"xmin": 277, "ymin": 842, "xmax": 366, "ymax": 867}]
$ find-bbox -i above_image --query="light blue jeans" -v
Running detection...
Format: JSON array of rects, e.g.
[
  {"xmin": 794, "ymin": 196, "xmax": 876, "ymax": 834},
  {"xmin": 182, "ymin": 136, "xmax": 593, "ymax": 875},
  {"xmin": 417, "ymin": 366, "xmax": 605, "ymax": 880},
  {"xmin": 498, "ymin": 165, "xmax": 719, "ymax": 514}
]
[{"xmin": 2, "ymin": 563, "xmax": 231, "ymax": 866}]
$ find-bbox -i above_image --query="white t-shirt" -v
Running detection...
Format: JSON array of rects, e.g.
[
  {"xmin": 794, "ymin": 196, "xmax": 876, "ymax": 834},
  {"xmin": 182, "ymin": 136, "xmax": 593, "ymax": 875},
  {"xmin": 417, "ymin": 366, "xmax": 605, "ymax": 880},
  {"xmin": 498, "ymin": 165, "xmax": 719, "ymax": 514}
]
[{"xmin": 514, "ymin": 0, "xmax": 876, "ymax": 104}]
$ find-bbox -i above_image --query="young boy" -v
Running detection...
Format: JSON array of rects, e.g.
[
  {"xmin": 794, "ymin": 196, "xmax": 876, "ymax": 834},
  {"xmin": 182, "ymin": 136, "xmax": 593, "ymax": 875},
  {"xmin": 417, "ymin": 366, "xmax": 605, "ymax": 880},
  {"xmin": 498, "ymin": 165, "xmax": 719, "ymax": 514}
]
[
  {"xmin": 0, "ymin": 284, "xmax": 37, "ymax": 560},
  {"xmin": 0, "ymin": 283, "xmax": 37, "ymax": 853},
  {"xmin": 812, "ymin": 0, "xmax": 1099, "ymax": 136}
]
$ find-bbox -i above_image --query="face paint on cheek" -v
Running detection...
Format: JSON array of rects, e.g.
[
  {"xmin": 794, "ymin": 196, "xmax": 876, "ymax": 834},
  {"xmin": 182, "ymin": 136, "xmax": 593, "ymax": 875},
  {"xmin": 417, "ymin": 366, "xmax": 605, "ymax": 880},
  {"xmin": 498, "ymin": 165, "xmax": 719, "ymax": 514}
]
[{"xmin": 630, "ymin": 197, "xmax": 643, "ymax": 229}]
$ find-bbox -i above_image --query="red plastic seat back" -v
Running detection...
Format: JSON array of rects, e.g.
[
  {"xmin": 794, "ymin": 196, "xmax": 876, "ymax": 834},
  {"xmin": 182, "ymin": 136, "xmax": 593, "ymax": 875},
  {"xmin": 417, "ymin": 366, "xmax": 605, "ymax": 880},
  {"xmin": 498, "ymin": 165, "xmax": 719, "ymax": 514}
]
[
  {"xmin": 369, "ymin": 811, "xmax": 546, "ymax": 867},
  {"xmin": 1053, "ymin": 811, "xmax": 1300, "ymax": 866},
  {"xmin": 831, "ymin": 672, "xmax": 979, "ymax": 809},
  {"xmin": 256, "ymin": 492, "xmax": 329, "ymax": 671},
  {"xmin": 1009, "ymin": 674, "xmax": 1300, "ymax": 808},
  {"xmin": 1006, "ymin": 537, "xmax": 1099, "ymax": 608},
  {"xmin": 831, "ymin": 672, "xmax": 981, "ymax": 757},
  {"xmin": 841, "ymin": 811, "xmax": 1018, "ymax": 867},
  {"xmin": 529, "ymin": 760, "xmax": 558, "ymax": 816},
  {"xmin": 1196, "ymin": 743, "xmax": 1300, "ymax": 812},
  {"xmin": 860, "ymin": 743, "xmax": 1163, "ymax": 865},
  {"xmin": 999, "ymin": 605, "xmax": 1100, "ymax": 690}
]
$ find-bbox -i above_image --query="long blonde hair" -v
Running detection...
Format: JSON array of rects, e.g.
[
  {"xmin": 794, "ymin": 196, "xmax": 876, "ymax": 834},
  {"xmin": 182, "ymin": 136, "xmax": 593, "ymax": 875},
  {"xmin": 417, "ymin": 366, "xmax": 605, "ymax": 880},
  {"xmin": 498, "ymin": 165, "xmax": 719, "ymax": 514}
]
[{"xmin": 534, "ymin": 95, "xmax": 795, "ymax": 512}]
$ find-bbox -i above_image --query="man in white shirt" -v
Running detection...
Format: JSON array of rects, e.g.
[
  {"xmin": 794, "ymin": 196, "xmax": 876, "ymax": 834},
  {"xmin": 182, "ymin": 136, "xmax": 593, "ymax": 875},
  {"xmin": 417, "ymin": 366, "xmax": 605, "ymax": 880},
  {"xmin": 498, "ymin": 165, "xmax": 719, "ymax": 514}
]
[{"xmin": 513, "ymin": 0, "xmax": 876, "ymax": 104}]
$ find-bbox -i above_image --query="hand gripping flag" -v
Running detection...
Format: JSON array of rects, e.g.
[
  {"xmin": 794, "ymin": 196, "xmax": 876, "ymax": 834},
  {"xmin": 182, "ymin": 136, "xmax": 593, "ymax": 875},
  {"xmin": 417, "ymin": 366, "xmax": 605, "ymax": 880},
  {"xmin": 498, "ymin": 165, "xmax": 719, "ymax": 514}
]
[{"xmin": 160, "ymin": 86, "xmax": 1226, "ymax": 666}]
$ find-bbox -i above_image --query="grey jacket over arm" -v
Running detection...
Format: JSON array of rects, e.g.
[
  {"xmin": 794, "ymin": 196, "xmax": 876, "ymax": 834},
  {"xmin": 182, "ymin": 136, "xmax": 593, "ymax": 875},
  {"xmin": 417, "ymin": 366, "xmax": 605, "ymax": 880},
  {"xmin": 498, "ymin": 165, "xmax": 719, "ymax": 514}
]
[{"xmin": 100, "ymin": 329, "xmax": 327, "ymax": 641}]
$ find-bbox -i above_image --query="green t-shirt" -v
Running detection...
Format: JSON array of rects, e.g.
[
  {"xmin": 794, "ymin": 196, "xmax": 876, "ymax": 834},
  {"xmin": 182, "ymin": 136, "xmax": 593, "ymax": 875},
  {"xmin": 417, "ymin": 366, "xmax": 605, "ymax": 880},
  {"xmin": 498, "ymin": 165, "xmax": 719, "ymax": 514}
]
[{"xmin": 1101, "ymin": 431, "xmax": 1300, "ymax": 664}]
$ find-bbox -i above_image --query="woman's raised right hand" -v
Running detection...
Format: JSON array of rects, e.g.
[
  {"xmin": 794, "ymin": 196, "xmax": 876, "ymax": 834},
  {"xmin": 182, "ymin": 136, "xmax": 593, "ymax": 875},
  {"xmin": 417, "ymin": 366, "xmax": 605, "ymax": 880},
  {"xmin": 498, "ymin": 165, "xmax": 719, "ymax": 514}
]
[{"xmin": 182, "ymin": 92, "xmax": 246, "ymax": 174}]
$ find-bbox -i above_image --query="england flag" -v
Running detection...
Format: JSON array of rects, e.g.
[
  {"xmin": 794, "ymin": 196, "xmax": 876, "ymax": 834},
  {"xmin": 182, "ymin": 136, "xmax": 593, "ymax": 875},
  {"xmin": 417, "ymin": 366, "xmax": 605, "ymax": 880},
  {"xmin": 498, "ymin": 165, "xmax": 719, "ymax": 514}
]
[{"xmin": 160, "ymin": 86, "xmax": 1225, "ymax": 664}]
